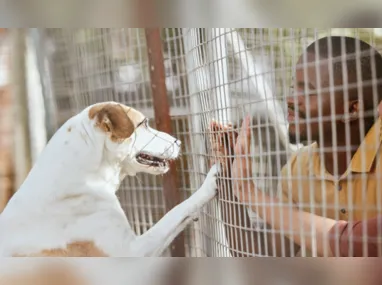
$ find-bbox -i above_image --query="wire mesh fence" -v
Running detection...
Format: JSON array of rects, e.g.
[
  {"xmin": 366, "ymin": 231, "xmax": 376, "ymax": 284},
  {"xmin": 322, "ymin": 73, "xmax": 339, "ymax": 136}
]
[
  {"xmin": 0, "ymin": 30, "xmax": 14, "ymax": 213},
  {"xmin": 28, "ymin": 28, "xmax": 382, "ymax": 257}
]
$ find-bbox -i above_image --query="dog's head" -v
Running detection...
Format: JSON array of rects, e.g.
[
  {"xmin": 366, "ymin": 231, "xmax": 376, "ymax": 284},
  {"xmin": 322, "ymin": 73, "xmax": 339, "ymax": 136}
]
[{"xmin": 86, "ymin": 102, "xmax": 181, "ymax": 176}]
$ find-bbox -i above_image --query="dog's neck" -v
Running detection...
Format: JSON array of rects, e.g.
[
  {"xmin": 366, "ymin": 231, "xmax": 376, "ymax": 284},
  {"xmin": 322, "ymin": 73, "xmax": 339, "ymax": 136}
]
[{"xmin": 12, "ymin": 113, "xmax": 124, "ymax": 206}]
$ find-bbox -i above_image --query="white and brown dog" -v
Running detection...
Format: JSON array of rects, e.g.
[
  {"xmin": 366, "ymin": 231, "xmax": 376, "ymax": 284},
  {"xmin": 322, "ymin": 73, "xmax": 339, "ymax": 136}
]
[{"xmin": 0, "ymin": 101, "xmax": 219, "ymax": 258}]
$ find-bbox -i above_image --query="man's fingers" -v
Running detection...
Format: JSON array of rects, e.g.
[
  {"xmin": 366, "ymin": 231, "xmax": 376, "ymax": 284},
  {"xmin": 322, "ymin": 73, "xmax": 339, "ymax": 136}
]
[
  {"xmin": 210, "ymin": 120, "xmax": 233, "ymax": 131},
  {"xmin": 235, "ymin": 115, "xmax": 252, "ymax": 154},
  {"xmin": 240, "ymin": 115, "xmax": 251, "ymax": 139},
  {"xmin": 244, "ymin": 115, "xmax": 251, "ymax": 140},
  {"xmin": 211, "ymin": 117, "xmax": 251, "ymax": 157},
  {"xmin": 210, "ymin": 121, "xmax": 221, "ymax": 132}
]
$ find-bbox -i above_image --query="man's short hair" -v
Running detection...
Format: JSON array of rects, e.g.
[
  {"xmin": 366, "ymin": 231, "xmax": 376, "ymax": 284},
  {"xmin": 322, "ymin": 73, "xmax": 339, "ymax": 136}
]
[{"xmin": 305, "ymin": 36, "xmax": 382, "ymax": 105}]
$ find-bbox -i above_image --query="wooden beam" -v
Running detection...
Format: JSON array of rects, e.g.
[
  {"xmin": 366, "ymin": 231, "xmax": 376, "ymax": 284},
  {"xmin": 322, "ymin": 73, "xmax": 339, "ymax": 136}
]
[{"xmin": 145, "ymin": 28, "xmax": 185, "ymax": 257}]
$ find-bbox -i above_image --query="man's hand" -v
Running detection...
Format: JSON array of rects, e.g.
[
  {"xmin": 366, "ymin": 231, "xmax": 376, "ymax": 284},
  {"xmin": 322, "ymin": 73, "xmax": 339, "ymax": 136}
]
[
  {"xmin": 209, "ymin": 120, "xmax": 237, "ymax": 176},
  {"xmin": 209, "ymin": 115, "xmax": 254, "ymax": 202},
  {"xmin": 231, "ymin": 115, "xmax": 253, "ymax": 201}
]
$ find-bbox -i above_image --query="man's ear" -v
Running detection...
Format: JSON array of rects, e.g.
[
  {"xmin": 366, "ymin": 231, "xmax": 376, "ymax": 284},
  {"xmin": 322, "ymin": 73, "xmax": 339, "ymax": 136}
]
[
  {"xmin": 341, "ymin": 100, "xmax": 364, "ymax": 123},
  {"xmin": 89, "ymin": 103, "xmax": 135, "ymax": 142},
  {"xmin": 378, "ymin": 101, "xmax": 382, "ymax": 118},
  {"xmin": 348, "ymin": 100, "xmax": 363, "ymax": 114}
]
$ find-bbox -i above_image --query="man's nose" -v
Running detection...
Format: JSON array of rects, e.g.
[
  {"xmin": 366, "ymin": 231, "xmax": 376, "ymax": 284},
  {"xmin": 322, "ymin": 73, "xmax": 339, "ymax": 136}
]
[{"xmin": 287, "ymin": 91, "xmax": 304, "ymax": 108}]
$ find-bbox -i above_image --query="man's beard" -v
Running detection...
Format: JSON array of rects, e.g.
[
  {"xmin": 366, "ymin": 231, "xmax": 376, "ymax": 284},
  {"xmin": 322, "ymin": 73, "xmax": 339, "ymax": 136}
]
[{"xmin": 288, "ymin": 131, "xmax": 307, "ymax": 144}]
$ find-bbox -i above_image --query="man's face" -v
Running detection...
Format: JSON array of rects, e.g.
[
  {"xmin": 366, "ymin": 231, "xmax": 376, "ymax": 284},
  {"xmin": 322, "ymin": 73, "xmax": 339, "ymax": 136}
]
[{"xmin": 287, "ymin": 53, "xmax": 344, "ymax": 144}]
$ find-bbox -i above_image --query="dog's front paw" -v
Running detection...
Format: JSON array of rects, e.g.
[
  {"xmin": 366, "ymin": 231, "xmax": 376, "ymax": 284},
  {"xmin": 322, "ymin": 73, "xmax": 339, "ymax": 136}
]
[
  {"xmin": 189, "ymin": 163, "xmax": 220, "ymax": 222},
  {"xmin": 200, "ymin": 163, "xmax": 220, "ymax": 199}
]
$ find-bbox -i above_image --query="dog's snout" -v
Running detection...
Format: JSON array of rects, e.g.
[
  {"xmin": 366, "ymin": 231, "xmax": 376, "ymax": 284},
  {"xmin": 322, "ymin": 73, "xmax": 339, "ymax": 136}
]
[{"xmin": 175, "ymin": 139, "xmax": 181, "ymax": 146}]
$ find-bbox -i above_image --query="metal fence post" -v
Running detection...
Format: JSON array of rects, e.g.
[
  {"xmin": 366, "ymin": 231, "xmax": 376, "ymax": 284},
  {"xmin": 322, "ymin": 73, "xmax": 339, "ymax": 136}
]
[
  {"xmin": 0, "ymin": 30, "xmax": 15, "ymax": 212},
  {"xmin": 10, "ymin": 28, "xmax": 32, "ymax": 190},
  {"xmin": 145, "ymin": 28, "xmax": 185, "ymax": 257}
]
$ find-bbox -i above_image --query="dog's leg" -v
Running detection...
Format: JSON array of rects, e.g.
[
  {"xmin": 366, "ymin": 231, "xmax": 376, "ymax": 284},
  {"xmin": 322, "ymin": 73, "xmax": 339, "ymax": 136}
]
[{"xmin": 127, "ymin": 164, "xmax": 219, "ymax": 257}]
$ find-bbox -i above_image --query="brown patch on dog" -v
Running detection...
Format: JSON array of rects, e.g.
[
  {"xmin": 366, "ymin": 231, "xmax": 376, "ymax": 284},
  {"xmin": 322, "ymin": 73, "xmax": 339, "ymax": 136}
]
[
  {"xmin": 13, "ymin": 241, "xmax": 107, "ymax": 257},
  {"xmin": 67, "ymin": 126, "xmax": 72, "ymax": 132},
  {"xmin": 89, "ymin": 103, "xmax": 135, "ymax": 142},
  {"xmin": 0, "ymin": 262, "xmax": 89, "ymax": 285}
]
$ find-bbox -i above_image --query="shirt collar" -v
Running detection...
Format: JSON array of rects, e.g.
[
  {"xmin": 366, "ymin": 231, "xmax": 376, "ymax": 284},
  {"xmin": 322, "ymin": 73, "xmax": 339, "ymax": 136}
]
[
  {"xmin": 312, "ymin": 118, "xmax": 382, "ymax": 179},
  {"xmin": 350, "ymin": 118, "xmax": 382, "ymax": 173}
]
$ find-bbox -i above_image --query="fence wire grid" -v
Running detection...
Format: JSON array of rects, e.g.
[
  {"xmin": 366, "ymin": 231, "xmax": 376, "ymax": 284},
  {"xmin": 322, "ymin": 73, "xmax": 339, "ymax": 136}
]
[{"xmin": 27, "ymin": 28, "xmax": 382, "ymax": 257}]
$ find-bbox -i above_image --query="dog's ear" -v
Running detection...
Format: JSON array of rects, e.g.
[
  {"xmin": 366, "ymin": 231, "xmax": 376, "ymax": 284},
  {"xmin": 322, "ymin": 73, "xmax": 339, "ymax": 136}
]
[{"xmin": 89, "ymin": 103, "xmax": 135, "ymax": 142}]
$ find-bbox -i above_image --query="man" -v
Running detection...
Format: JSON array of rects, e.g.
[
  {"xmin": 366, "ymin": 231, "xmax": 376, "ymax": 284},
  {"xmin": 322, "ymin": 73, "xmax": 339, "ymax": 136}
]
[{"xmin": 211, "ymin": 36, "xmax": 382, "ymax": 257}]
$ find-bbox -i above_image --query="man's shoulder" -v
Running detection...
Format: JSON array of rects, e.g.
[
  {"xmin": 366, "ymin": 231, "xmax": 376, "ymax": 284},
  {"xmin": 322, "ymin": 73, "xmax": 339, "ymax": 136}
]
[{"xmin": 281, "ymin": 143, "xmax": 317, "ymax": 175}]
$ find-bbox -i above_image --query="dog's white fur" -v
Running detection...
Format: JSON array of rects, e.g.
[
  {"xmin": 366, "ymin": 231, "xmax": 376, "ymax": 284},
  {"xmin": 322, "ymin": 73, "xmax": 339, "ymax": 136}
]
[{"xmin": 0, "ymin": 101, "xmax": 218, "ymax": 259}]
